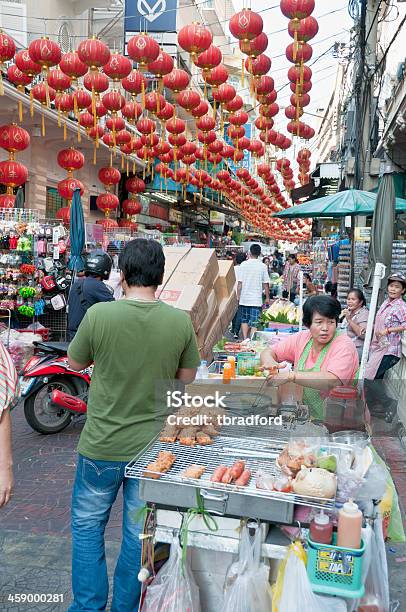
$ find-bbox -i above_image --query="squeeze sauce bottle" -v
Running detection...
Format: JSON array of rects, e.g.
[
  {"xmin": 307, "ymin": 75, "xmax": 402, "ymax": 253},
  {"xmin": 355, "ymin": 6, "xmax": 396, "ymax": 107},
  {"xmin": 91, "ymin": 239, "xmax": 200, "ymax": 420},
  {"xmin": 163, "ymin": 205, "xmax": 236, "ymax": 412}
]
[
  {"xmin": 337, "ymin": 499, "xmax": 362, "ymax": 549},
  {"xmin": 227, "ymin": 356, "xmax": 236, "ymax": 379},
  {"xmin": 223, "ymin": 363, "xmax": 232, "ymax": 384},
  {"xmin": 310, "ymin": 509, "xmax": 333, "ymax": 545}
]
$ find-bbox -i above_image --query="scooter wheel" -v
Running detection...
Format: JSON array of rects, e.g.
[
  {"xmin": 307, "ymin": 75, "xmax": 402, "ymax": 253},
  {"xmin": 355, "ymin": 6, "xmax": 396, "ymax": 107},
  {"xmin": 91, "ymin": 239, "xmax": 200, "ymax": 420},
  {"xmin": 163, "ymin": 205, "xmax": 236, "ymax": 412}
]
[{"xmin": 24, "ymin": 377, "xmax": 76, "ymax": 434}]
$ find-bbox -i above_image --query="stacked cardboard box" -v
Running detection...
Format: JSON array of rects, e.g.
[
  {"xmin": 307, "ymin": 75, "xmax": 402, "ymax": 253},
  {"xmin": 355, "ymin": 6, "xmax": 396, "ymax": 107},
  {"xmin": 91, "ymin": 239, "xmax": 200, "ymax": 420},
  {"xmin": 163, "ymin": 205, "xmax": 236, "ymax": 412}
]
[{"xmin": 158, "ymin": 248, "xmax": 237, "ymax": 360}]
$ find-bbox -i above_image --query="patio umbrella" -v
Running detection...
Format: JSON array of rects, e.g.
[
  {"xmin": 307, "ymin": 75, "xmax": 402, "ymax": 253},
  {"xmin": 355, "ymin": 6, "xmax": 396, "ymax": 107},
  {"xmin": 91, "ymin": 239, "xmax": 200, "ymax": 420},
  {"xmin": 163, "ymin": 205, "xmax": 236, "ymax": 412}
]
[
  {"xmin": 361, "ymin": 172, "xmax": 395, "ymax": 299},
  {"xmin": 68, "ymin": 188, "xmax": 85, "ymax": 272},
  {"xmin": 274, "ymin": 188, "xmax": 406, "ymax": 219},
  {"xmin": 14, "ymin": 187, "xmax": 24, "ymax": 208}
]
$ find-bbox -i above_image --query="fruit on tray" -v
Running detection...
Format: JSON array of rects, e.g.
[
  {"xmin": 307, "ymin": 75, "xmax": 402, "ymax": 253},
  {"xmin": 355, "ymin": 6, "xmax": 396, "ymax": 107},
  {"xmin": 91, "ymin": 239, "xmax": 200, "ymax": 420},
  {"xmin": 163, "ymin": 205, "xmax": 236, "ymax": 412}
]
[
  {"xmin": 182, "ymin": 465, "xmax": 206, "ymax": 479},
  {"xmin": 144, "ymin": 451, "xmax": 176, "ymax": 479},
  {"xmin": 292, "ymin": 466, "xmax": 337, "ymax": 499},
  {"xmin": 316, "ymin": 454, "xmax": 337, "ymax": 473}
]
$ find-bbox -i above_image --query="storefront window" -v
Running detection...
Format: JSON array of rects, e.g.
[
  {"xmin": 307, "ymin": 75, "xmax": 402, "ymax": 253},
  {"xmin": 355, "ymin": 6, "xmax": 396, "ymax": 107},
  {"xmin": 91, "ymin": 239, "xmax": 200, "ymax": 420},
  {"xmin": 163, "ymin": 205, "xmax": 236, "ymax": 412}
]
[{"xmin": 46, "ymin": 186, "xmax": 66, "ymax": 218}]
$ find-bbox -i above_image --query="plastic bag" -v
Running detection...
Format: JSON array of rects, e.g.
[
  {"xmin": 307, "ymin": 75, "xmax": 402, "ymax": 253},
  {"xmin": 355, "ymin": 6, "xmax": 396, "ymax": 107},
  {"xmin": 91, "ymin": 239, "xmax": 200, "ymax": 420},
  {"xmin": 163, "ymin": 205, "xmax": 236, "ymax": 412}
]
[
  {"xmin": 141, "ymin": 538, "xmax": 200, "ymax": 612},
  {"xmin": 273, "ymin": 542, "xmax": 347, "ymax": 612},
  {"xmin": 360, "ymin": 517, "xmax": 390, "ymax": 612},
  {"xmin": 222, "ymin": 524, "xmax": 272, "ymax": 612}
]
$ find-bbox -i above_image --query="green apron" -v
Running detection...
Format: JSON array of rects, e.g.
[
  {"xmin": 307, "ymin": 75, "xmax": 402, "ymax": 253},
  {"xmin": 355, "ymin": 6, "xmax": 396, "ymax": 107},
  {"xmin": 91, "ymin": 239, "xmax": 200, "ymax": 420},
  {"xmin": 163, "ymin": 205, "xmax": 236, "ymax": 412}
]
[{"xmin": 297, "ymin": 332, "xmax": 339, "ymax": 421}]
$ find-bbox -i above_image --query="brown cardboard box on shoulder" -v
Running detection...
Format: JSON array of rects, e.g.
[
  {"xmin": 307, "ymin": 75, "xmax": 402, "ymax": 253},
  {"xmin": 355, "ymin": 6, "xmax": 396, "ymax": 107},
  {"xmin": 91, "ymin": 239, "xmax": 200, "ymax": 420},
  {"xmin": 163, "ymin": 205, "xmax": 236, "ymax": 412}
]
[
  {"xmin": 157, "ymin": 285, "xmax": 208, "ymax": 333},
  {"xmin": 199, "ymin": 318, "xmax": 223, "ymax": 362},
  {"xmin": 169, "ymin": 248, "xmax": 219, "ymax": 291},
  {"xmin": 219, "ymin": 291, "xmax": 238, "ymax": 333},
  {"xmin": 197, "ymin": 289, "xmax": 219, "ymax": 344}
]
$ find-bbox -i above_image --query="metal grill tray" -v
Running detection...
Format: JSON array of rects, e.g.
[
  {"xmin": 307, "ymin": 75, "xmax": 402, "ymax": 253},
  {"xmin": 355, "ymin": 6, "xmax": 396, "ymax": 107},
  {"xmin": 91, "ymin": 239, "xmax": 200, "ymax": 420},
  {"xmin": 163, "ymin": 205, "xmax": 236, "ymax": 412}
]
[{"xmin": 126, "ymin": 432, "xmax": 336, "ymax": 524}]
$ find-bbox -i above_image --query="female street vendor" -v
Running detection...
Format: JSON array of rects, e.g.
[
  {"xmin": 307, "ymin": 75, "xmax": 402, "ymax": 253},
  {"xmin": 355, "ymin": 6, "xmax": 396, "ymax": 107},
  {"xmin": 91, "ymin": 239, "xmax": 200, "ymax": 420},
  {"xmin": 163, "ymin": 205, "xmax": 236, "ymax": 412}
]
[
  {"xmin": 260, "ymin": 295, "xmax": 359, "ymax": 419},
  {"xmin": 365, "ymin": 272, "xmax": 406, "ymax": 418}
]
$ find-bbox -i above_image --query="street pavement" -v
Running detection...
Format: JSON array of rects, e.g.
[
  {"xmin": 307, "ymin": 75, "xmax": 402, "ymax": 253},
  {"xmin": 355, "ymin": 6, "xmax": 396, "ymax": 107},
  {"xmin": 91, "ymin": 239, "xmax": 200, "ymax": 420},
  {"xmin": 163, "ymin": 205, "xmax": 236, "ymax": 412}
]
[{"xmin": 1, "ymin": 400, "xmax": 406, "ymax": 611}]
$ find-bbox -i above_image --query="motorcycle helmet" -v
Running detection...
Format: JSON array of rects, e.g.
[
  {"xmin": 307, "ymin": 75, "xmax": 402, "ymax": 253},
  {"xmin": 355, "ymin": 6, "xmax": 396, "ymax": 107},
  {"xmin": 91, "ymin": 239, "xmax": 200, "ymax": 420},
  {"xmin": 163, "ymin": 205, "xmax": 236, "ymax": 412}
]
[{"xmin": 84, "ymin": 250, "xmax": 113, "ymax": 280}]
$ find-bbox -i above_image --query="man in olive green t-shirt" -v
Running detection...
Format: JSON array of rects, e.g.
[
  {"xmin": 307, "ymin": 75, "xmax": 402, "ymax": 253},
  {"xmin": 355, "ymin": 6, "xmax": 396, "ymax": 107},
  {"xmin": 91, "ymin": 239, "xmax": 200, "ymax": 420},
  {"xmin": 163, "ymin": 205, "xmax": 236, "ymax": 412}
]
[{"xmin": 67, "ymin": 239, "xmax": 200, "ymax": 612}]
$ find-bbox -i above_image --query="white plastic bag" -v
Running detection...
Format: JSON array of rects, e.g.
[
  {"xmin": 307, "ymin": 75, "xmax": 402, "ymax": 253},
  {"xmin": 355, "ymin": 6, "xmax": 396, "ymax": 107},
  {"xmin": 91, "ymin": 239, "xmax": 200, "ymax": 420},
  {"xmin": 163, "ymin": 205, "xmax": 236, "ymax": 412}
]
[
  {"xmin": 276, "ymin": 543, "xmax": 347, "ymax": 612},
  {"xmin": 222, "ymin": 525, "xmax": 272, "ymax": 612},
  {"xmin": 359, "ymin": 517, "xmax": 390, "ymax": 612},
  {"xmin": 141, "ymin": 539, "xmax": 200, "ymax": 612}
]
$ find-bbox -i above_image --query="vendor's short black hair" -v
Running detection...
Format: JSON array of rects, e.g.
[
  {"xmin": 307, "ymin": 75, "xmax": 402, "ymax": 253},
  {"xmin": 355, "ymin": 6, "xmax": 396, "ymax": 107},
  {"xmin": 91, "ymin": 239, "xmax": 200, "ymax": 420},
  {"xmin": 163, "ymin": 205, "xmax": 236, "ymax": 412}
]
[
  {"xmin": 235, "ymin": 252, "xmax": 246, "ymax": 265},
  {"xmin": 303, "ymin": 295, "xmax": 341, "ymax": 328},
  {"xmin": 119, "ymin": 238, "xmax": 165, "ymax": 288},
  {"xmin": 288, "ymin": 253, "xmax": 297, "ymax": 262},
  {"xmin": 250, "ymin": 243, "xmax": 261, "ymax": 257}
]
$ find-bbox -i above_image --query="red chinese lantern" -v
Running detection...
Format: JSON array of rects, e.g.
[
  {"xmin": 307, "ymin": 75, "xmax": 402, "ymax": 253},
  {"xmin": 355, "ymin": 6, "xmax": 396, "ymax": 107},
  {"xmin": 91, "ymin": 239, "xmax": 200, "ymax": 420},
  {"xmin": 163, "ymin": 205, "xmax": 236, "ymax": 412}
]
[
  {"xmin": 57, "ymin": 148, "xmax": 85, "ymax": 173},
  {"xmin": 15, "ymin": 49, "xmax": 41, "ymax": 77},
  {"xmin": 87, "ymin": 99, "xmax": 107, "ymax": 119},
  {"xmin": 115, "ymin": 130, "xmax": 131, "ymax": 145},
  {"xmin": 290, "ymin": 80, "xmax": 312, "ymax": 94},
  {"xmin": 288, "ymin": 16, "xmax": 319, "ymax": 42},
  {"xmin": 214, "ymin": 83, "xmax": 236, "ymax": 104},
  {"xmin": 73, "ymin": 88, "xmax": 92, "ymax": 112},
  {"xmin": 57, "ymin": 177, "xmax": 84, "ymax": 199},
  {"xmin": 157, "ymin": 102, "xmax": 175, "ymax": 122},
  {"xmin": 239, "ymin": 32, "xmax": 268, "ymax": 57},
  {"xmin": 227, "ymin": 125, "xmax": 245, "ymax": 140},
  {"xmin": 98, "ymin": 166, "xmax": 121, "ymax": 187},
  {"xmin": 102, "ymin": 90, "xmax": 125, "ymax": 113},
  {"xmin": 291, "ymin": 92, "xmax": 310, "ymax": 107},
  {"xmin": 141, "ymin": 132, "xmax": 159, "ymax": 148},
  {"xmin": 288, "ymin": 65, "xmax": 312, "ymax": 83},
  {"xmin": 178, "ymin": 23, "xmax": 212, "ymax": 60},
  {"xmin": 0, "ymin": 194, "xmax": 16, "ymax": 208},
  {"xmin": 225, "ymin": 96, "xmax": 243, "ymax": 113},
  {"xmin": 77, "ymin": 38, "xmax": 110, "ymax": 69},
  {"xmin": 255, "ymin": 75, "xmax": 275, "ymax": 95},
  {"xmin": 286, "ymin": 42, "xmax": 313, "ymax": 63},
  {"xmin": 56, "ymin": 206, "xmax": 71, "ymax": 224},
  {"xmin": 246, "ymin": 54, "xmax": 271, "ymax": 76},
  {"xmin": 166, "ymin": 117, "xmax": 186, "ymax": 134},
  {"xmin": 229, "ymin": 110, "xmax": 249, "ymax": 126},
  {"xmin": 144, "ymin": 91, "xmax": 166, "ymax": 114},
  {"xmin": 195, "ymin": 45, "xmax": 222, "ymax": 74},
  {"xmin": 127, "ymin": 34, "xmax": 160, "ymax": 68},
  {"xmin": 97, "ymin": 218, "xmax": 119, "ymax": 229},
  {"xmin": 119, "ymin": 219, "xmax": 138, "ymax": 230},
  {"xmin": 126, "ymin": 177, "xmax": 145, "ymax": 193},
  {"xmin": 28, "ymin": 37, "xmax": 61, "ymax": 103},
  {"xmin": 196, "ymin": 115, "xmax": 215, "ymax": 133},
  {"xmin": 122, "ymin": 101, "xmax": 142, "ymax": 123},
  {"xmin": 0, "ymin": 160, "xmax": 28, "ymax": 190},
  {"xmin": 177, "ymin": 89, "xmax": 201, "ymax": 112},
  {"xmin": 259, "ymin": 103, "xmax": 279, "ymax": 118},
  {"xmin": 103, "ymin": 52, "xmax": 132, "ymax": 81},
  {"xmin": 84, "ymin": 71, "xmax": 109, "ymax": 95},
  {"xmin": 168, "ymin": 133, "xmax": 186, "ymax": 147},
  {"xmin": 285, "ymin": 105, "xmax": 303, "ymax": 119},
  {"xmin": 280, "ymin": 0, "xmax": 315, "ymax": 19},
  {"xmin": 79, "ymin": 111, "xmax": 94, "ymax": 131},
  {"xmin": 204, "ymin": 64, "xmax": 228, "ymax": 88},
  {"xmin": 47, "ymin": 68, "xmax": 71, "ymax": 93},
  {"xmin": 0, "ymin": 31, "xmax": 16, "ymax": 95},
  {"xmin": 0, "ymin": 124, "xmax": 30, "ymax": 155},
  {"xmin": 229, "ymin": 9, "xmax": 263, "ymax": 41},
  {"xmin": 163, "ymin": 68, "xmax": 190, "ymax": 93},
  {"xmin": 122, "ymin": 69, "xmax": 146, "ymax": 98},
  {"xmin": 96, "ymin": 192, "xmax": 119, "ymax": 215},
  {"xmin": 191, "ymin": 99, "xmax": 209, "ymax": 117},
  {"xmin": 122, "ymin": 198, "xmax": 142, "ymax": 215},
  {"xmin": 136, "ymin": 117, "xmax": 156, "ymax": 135},
  {"xmin": 147, "ymin": 50, "xmax": 174, "ymax": 79},
  {"xmin": 59, "ymin": 51, "xmax": 88, "ymax": 82}
]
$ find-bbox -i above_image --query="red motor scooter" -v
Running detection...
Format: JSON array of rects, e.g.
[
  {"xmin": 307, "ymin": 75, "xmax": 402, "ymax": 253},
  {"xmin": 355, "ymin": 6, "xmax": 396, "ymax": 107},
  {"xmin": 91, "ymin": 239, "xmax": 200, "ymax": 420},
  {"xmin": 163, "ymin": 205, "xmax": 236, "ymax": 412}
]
[{"xmin": 21, "ymin": 341, "xmax": 91, "ymax": 434}]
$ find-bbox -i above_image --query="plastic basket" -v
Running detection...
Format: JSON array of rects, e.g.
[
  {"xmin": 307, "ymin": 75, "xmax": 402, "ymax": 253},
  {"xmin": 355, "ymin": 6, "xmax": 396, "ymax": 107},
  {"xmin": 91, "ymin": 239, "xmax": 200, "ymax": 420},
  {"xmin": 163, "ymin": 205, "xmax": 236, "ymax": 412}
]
[
  {"xmin": 306, "ymin": 534, "xmax": 365, "ymax": 599},
  {"xmin": 237, "ymin": 353, "xmax": 261, "ymax": 376}
]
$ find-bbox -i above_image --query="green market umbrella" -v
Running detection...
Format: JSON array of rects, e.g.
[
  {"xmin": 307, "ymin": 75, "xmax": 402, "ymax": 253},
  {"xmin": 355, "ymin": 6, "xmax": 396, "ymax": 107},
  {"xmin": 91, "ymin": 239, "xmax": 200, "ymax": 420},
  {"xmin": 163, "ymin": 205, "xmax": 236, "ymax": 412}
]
[
  {"xmin": 274, "ymin": 188, "xmax": 406, "ymax": 219},
  {"xmin": 68, "ymin": 188, "xmax": 85, "ymax": 272},
  {"xmin": 362, "ymin": 173, "xmax": 395, "ymax": 298}
]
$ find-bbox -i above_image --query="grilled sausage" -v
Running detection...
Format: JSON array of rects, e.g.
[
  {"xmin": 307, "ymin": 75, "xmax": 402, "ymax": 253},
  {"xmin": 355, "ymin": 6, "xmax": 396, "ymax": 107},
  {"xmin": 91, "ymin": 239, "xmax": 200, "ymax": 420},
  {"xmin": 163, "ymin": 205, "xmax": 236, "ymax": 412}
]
[
  {"xmin": 234, "ymin": 469, "xmax": 251, "ymax": 486},
  {"xmin": 210, "ymin": 465, "xmax": 228, "ymax": 482},
  {"xmin": 230, "ymin": 461, "xmax": 245, "ymax": 481},
  {"xmin": 221, "ymin": 467, "xmax": 233, "ymax": 484}
]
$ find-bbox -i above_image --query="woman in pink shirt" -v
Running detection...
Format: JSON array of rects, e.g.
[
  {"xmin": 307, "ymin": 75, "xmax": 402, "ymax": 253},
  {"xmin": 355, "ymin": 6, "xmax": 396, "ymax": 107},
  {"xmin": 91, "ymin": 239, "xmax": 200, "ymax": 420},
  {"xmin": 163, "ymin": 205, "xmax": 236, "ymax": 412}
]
[{"xmin": 260, "ymin": 296, "xmax": 359, "ymax": 419}]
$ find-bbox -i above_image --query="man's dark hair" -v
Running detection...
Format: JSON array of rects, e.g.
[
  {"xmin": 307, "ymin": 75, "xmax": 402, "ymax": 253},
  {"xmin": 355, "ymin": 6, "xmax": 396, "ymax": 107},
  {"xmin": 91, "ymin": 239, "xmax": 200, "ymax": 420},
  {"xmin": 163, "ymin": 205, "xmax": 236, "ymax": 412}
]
[
  {"xmin": 235, "ymin": 252, "xmax": 246, "ymax": 265},
  {"xmin": 119, "ymin": 239, "xmax": 165, "ymax": 288},
  {"xmin": 348, "ymin": 288, "xmax": 366, "ymax": 307},
  {"xmin": 250, "ymin": 243, "xmax": 261, "ymax": 257},
  {"xmin": 288, "ymin": 254, "xmax": 297, "ymax": 262},
  {"xmin": 303, "ymin": 295, "xmax": 341, "ymax": 328}
]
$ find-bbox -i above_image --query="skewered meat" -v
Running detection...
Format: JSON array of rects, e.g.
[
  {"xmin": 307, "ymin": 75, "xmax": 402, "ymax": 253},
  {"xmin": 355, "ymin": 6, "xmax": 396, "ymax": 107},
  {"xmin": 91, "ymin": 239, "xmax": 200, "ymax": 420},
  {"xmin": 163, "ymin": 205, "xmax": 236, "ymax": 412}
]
[
  {"xmin": 230, "ymin": 461, "xmax": 245, "ymax": 481},
  {"xmin": 196, "ymin": 431, "xmax": 213, "ymax": 445},
  {"xmin": 144, "ymin": 451, "xmax": 176, "ymax": 479},
  {"xmin": 182, "ymin": 464, "xmax": 206, "ymax": 479},
  {"xmin": 211, "ymin": 465, "xmax": 227, "ymax": 482},
  {"xmin": 221, "ymin": 468, "xmax": 233, "ymax": 484},
  {"xmin": 159, "ymin": 424, "xmax": 180, "ymax": 443},
  {"xmin": 178, "ymin": 427, "xmax": 197, "ymax": 446},
  {"xmin": 234, "ymin": 469, "xmax": 251, "ymax": 486},
  {"xmin": 201, "ymin": 423, "xmax": 220, "ymax": 437}
]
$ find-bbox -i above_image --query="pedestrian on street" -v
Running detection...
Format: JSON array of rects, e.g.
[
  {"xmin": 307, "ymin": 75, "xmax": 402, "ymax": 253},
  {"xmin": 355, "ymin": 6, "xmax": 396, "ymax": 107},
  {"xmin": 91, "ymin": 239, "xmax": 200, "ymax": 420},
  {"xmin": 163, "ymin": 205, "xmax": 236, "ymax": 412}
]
[
  {"xmin": 365, "ymin": 272, "xmax": 406, "ymax": 418},
  {"xmin": 67, "ymin": 250, "xmax": 115, "ymax": 341},
  {"xmin": 231, "ymin": 251, "xmax": 247, "ymax": 339},
  {"xmin": 67, "ymin": 239, "xmax": 200, "ymax": 612},
  {"xmin": 283, "ymin": 254, "xmax": 301, "ymax": 301},
  {"xmin": 0, "ymin": 340, "xmax": 19, "ymax": 508},
  {"xmin": 340, "ymin": 288, "xmax": 369, "ymax": 361},
  {"xmin": 237, "ymin": 243, "xmax": 270, "ymax": 339}
]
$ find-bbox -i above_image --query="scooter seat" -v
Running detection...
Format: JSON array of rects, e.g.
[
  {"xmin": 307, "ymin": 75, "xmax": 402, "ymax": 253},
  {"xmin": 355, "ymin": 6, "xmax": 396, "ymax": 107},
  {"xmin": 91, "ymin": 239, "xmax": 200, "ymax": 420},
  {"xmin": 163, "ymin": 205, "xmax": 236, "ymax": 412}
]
[{"xmin": 34, "ymin": 341, "xmax": 70, "ymax": 355}]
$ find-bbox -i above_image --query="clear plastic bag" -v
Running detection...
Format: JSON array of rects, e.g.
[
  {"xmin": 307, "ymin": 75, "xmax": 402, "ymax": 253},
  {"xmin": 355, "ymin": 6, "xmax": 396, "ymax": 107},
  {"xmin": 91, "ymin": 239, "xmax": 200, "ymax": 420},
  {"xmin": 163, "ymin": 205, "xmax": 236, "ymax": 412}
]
[
  {"xmin": 222, "ymin": 525, "xmax": 272, "ymax": 612},
  {"xmin": 141, "ymin": 538, "xmax": 200, "ymax": 612},
  {"xmin": 273, "ymin": 542, "xmax": 347, "ymax": 612},
  {"xmin": 359, "ymin": 517, "xmax": 390, "ymax": 612}
]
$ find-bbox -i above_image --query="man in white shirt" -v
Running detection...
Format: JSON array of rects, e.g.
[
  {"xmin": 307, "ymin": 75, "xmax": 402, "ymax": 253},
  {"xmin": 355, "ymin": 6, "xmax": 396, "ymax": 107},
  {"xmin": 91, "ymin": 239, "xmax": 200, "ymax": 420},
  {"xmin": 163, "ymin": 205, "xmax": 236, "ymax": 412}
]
[{"xmin": 237, "ymin": 244, "xmax": 270, "ymax": 339}]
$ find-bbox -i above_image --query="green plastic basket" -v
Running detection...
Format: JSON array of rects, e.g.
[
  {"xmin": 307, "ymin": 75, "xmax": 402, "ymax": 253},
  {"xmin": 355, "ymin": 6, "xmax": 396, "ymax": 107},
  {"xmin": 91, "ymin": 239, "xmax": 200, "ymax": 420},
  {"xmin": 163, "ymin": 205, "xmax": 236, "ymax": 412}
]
[
  {"xmin": 236, "ymin": 353, "xmax": 261, "ymax": 376},
  {"xmin": 306, "ymin": 534, "xmax": 365, "ymax": 599}
]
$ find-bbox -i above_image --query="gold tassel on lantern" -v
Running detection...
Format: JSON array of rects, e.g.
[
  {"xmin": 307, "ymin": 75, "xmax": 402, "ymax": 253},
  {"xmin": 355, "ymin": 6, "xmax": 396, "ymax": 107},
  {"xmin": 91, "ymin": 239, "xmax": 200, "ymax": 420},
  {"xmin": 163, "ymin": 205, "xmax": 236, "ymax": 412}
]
[
  {"xmin": 0, "ymin": 70, "xmax": 3, "ymax": 96},
  {"xmin": 73, "ymin": 91, "xmax": 78, "ymax": 117},
  {"xmin": 41, "ymin": 112, "xmax": 45, "ymax": 137},
  {"xmin": 121, "ymin": 153, "xmax": 125, "ymax": 170},
  {"xmin": 126, "ymin": 160, "xmax": 129, "ymax": 176},
  {"xmin": 110, "ymin": 150, "xmax": 113, "ymax": 166},
  {"xmin": 241, "ymin": 58, "xmax": 244, "ymax": 87},
  {"xmin": 212, "ymin": 98, "xmax": 217, "ymax": 121},
  {"xmin": 77, "ymin": 121, "xmax": 81, "ymax": 143},
  {"xmin": 92, "ymin": 85, "xmax": 96, "ymax": 128},
  {"xmin": 63, "ymin": 120, "xmax": 67, "ymax": 141},
  {"xmin": 44, "ymin": 73, "xmax": 50, "ymax": 108},
  {"xmin": 141, "ymin": 80, "xmax": 146, "ymax": 110},
  {"xmin": 132, "ymin": 160, "xmax": 136, "ymax": 175},
  {"xmin": 93, "ymin": 142, "xmax": 97, "ymax": 165},
  {"xmin": 18, "ymin": 100, "xmax": 23, "ymax": 123},
  {"xmin": 30, "ymin": 89, "xmax": 34, "ymax": 118}
]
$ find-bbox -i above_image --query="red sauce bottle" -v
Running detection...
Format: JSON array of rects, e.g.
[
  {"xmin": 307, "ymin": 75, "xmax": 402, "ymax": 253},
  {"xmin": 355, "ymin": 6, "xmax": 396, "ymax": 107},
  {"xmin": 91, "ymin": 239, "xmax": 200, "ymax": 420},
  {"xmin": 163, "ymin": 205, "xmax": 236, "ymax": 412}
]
[{"xmin": 310, "ymin": 509, "xmax": 333, "ymax": 545}]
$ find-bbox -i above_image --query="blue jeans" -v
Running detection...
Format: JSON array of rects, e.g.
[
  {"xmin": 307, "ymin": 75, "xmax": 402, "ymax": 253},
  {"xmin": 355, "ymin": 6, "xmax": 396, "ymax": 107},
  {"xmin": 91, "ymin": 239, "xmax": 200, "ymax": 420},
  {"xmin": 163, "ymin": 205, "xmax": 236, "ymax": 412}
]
[{"xmin": 69, "ymin": 454, "xmax": 143, "ymax": 612}]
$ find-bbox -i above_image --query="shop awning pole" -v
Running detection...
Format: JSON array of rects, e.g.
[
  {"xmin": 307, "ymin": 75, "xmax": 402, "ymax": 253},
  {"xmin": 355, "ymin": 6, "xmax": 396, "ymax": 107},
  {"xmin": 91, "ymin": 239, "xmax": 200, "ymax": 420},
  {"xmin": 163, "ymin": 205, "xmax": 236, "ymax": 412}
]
[{"xmin": 358, "ymin": 262, "xmax": 386, "ymax": 388}]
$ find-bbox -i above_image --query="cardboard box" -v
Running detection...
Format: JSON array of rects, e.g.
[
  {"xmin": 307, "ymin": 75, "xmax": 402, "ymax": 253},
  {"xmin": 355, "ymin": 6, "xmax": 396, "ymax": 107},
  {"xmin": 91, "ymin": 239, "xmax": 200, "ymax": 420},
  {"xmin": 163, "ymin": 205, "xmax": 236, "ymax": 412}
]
[
  {"xmin": 214, "ymin": 260, "xmax": 236, "ymax": 301},
  {"xmin": 157, "ymin": 285, "xmax": 208, "ymax": 332},
  {"xmin": 162, "ymin": 246, "xmax": 190, "ymax": 285},
  {"xmin": 219, "ymin": 291, "xmax": 238, "ymax": 333},
  {"xmin": 197, "ymin": 290, "xmax": 219, "ymax": 343},
  {"xmin": 169, "ymin": 248, "xmax": 219, "ymax": 290},
  {"xmin": 199, "ymin": 318, "xmax": 222, "ymax": 361}
]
